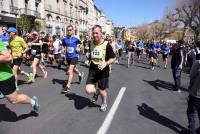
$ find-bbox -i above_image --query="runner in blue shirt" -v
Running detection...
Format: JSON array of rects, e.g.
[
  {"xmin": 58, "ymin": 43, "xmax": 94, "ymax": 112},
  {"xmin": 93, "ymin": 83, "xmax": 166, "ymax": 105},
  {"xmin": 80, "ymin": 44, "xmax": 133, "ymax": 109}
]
[
  {"xmin": 149, "ymin": 41, "xmax": 157, "ymax": 70},
  {"xmin": 0, "ymin": 26, "xmax": 9, "ymax": 46},
  {"xmin": 136, "ymin": 40, "xmax": 144, "ymax": 62},
  {"xmin": 62, "ymin": 25, "xmax": 84, "ymax": 93},
  {"xmin": 161, "ymin": 42, "xmax": 170, "ymax": 68}
]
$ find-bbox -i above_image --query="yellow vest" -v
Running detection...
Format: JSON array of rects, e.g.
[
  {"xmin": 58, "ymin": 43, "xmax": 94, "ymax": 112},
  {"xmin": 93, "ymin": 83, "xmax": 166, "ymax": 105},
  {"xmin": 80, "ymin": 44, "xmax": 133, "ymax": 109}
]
[{"xmin": 90, "ymin": 41, "xmax": 108, "ymax": 65}]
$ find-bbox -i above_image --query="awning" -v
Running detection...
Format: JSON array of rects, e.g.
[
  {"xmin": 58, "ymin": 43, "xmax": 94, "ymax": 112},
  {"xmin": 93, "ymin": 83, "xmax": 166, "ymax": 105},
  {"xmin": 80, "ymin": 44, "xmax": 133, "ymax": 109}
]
[{"xmin": 0, "ymin": 15, "xmax": 16, "ymax": 24}]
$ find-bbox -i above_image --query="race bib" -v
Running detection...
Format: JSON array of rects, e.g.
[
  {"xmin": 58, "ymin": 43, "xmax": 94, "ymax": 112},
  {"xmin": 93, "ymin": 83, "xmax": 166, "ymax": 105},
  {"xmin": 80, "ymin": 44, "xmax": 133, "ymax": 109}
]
[
  {"xmin": 164, "ymin": 51, "xmax": 168, "ymax": 55},
  {"xmin": 67, "ymin": 47, "xmax": 74, "ymax": 53},
  {"xmin": 31, "ymin": 49, "xmax": 36, "ymax": 55},
  {"xmin": 85, "ymin": 46, "xmax": 89, "ymax": 50},
  {"xmin": 91, "ymin": 49, "xmax": 103, "ymax": 59}
]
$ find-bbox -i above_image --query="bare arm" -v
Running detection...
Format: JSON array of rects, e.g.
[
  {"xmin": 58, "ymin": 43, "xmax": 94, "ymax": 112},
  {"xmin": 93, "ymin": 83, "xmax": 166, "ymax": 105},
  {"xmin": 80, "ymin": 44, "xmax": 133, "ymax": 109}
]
[
  {"xmin": 106, "ymin": 58, "xmax": 116, "ymax": 66},
  {"xmin": 0, "ymin": 50, "xmax": 12, "ymax": 62}
]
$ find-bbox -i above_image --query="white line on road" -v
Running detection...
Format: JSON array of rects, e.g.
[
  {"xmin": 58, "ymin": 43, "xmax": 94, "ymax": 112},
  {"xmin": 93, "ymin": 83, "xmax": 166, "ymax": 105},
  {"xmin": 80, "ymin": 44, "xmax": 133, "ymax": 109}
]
[{"xmin": 97, "ymin": 87, "xmax": 126, "ymax": 134}]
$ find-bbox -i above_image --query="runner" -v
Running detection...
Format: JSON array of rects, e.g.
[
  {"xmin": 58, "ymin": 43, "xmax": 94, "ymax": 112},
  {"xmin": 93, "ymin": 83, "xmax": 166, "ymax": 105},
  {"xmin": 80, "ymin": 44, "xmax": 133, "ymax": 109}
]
[
  {"xmin": 28, "ymin": 31, "xmax": 47, "ymax": 82},
  {"xmin": 161, "ymin": 42, "xmax": 170, "ymax": 69},
  {"xmin": 117, "ymin": 39, "xmax": 124, "ymax": 61},
  {"xmin": 52, "ymin": 35, "xmax": 63, "ymax": 69},
  {"xmin": 149, "ymin": 41, "xmax": 157, "ymax": 70},
  {"xmin": 0, "ymin": 25, "xmax": 9, "ymax": 46},
  {"xmin": 136, "ymin": 39, "xmax": 144, "ymax": 62},
  {"xmin": 7, "ymin": 27, "xmax": 32, "ymax": 90},
  {"xmin": 82, "ymin": 34, "xmax": 91, "ymax": 66},
  {"xmin": 127, "ymin": 40, "xmax": 136, "ymax": 68},
  {"xmin": 85, "ymin": 25, "xmax": 116, "ymax": 112},
  {"xmin": 0, "ymin": 39, "xmax": 40, "ymax": 113},
  {"xmin": 62, "ymin": 25, "xmax": 84, "ymax": 93}
]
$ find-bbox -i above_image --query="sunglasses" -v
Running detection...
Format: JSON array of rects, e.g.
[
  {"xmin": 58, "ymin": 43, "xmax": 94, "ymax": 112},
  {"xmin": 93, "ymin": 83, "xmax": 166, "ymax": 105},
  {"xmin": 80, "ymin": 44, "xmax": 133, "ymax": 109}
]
[{"xmin": 67, "ymin": 29, "xmax": 73, "ymax": 31}]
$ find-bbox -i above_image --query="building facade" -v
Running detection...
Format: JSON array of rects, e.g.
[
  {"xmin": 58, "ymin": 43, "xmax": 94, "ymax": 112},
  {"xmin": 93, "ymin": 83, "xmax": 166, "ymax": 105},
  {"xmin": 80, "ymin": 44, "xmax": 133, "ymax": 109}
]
[{"xmin": 0, "ymin": 0, "xmax": 114, "ymax": 37}]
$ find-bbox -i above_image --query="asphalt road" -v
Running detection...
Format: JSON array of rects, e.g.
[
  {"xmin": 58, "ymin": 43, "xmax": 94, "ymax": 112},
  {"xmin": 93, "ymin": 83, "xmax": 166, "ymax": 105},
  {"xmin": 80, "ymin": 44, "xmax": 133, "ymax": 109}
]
[{"xmin": 0, "ymin": 54, "xmax": 190, "ymax": 134}]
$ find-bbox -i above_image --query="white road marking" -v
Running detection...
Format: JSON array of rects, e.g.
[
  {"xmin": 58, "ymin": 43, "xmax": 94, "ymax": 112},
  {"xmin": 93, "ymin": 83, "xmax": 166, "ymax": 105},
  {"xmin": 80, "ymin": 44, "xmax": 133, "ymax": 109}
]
[{"xmin": 97, "ymin": 87, "xmax": 126, "ymax": 134}]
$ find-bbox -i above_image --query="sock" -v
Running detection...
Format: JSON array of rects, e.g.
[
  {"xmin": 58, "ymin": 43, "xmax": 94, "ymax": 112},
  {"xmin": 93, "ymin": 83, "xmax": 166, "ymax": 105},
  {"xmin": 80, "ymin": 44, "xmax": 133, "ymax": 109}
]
[
  {"xmin": 151, "ymin": 62, "xmax": 154, "ymax": 67},
  {"xmin": 102, "ymin": 97, "xmax": 107, "ymax": 104},
  {"xmin": 67, "ymin": 84, "xmax": 70, "ymax": 88},
  {"xmin": 31, "ymin": 99, "xmax": 35, "ymax": 107}
]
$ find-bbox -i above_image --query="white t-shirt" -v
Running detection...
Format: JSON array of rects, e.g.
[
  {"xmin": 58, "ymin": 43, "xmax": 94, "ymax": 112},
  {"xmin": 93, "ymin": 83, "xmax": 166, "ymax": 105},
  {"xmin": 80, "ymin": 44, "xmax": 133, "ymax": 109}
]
[{"xmin": 53, "ymin": 39, "xmax": 62, "ymax": 54}]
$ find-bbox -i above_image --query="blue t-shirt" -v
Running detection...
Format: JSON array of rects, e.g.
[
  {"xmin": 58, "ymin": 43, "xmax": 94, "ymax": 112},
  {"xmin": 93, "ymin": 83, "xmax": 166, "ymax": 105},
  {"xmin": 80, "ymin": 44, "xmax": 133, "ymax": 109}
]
[
  {"xmin": 62, "ymin": 36, "xmax": 81, "ymax": 58},
  {"xmin": 149, "ymin": 43, "xmax": 156, "ymax": 53},
  {"xmin": 136, "ymin": 41, "xmax": 144, "ymax": 50},
  {"xmin": 0, "ymin": 34, "xmax": 9, "ymax": 45},
  {"xmin": 155, "ymin": 43, "xmax": 160, "ymax": 49},
  {"xmin": 162, "ymin": 44, "xmax": 170, "ymax": 55}
]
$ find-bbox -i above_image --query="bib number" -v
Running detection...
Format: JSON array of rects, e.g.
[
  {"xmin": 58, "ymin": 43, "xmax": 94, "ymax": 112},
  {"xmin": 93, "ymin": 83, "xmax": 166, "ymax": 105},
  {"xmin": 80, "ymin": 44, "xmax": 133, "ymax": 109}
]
[
  {"xmin": 85, "ymin": 46, "xmax": 89, "ymax": 50},
  {"xmin": 91, "ymin": 49, "xmax": 103, "ymax": 59},
  {"xmin": 31, "ymin": 50, "xmax": 36, "ymax": 55},
  {"xmin": 67, "ymin": 47, "xmax": 74, "ymax": 53}
]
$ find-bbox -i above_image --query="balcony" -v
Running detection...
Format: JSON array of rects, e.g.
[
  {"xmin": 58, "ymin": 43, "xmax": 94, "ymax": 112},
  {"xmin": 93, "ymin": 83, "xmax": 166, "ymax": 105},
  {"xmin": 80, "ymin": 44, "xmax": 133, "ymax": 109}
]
[
  {"xmin": 20, "ymin": 8, "xmax": 41, "ymax": 18},
  {"xmin": 10, "ymin": 6, "xmax": 41, "ymax": 18},
  {"xmin": 10, "ymin": 6, "xmax": 19, "ymax": 15}
]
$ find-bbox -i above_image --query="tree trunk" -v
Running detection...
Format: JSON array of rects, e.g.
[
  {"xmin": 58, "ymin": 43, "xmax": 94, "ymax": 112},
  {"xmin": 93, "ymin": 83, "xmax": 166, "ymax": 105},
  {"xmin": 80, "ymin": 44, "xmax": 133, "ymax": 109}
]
[
  {"xmin": 181, "ymin": 26, "xmax": 187, "ymax": 40},
  {"xmin": 194, "ymin": 31, "xmax": 199, "ymax": 42}
]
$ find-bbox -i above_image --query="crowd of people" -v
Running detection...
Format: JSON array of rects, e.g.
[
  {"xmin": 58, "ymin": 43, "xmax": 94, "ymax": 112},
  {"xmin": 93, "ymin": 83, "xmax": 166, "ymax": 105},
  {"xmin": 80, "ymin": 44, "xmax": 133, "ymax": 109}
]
[{"xmin": 0, "ymin": 24, "xmax": 200, "ymax": 133}]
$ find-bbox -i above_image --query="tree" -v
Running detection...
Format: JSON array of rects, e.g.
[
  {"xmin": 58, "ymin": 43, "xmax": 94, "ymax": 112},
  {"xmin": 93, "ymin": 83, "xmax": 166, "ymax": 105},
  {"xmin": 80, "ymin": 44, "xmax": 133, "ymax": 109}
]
[
  {"xmin": 17, "ymin": 15, "xmax": 32, "ymax": 34},
  {"xmin": 167, "ymin": 0, "xmax": 200, "ymax": 42},
  {"xmin": 33, "ymin": 20, "xmax": 42, "ymax": 32},
  {"xmin": 135, "ymin": 24, "xmax": 149, "ymax": 41},
  {"xmin": 188, "ymin": 0, "xmax": 200, "ymax": 42}
]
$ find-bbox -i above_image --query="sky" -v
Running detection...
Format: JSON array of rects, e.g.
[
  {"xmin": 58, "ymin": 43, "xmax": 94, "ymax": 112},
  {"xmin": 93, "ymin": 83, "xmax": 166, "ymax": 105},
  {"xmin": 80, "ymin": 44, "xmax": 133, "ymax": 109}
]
[{"xmin": 95, "ymin": 0, "xmax": 177, "ymax": 27}]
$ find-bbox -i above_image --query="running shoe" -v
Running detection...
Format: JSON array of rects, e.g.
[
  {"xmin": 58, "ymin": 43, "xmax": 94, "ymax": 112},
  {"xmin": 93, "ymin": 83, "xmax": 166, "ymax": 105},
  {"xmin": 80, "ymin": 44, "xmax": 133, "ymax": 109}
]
[
  {"xmin": 91, "ymin": 92, "xmax": 99, "ymax": 102},
  {"xmin": 32, "ymin": 96, "xmax": 40, "ymax": 113},
  {"xmin": 100, "ymin": 103, "xmax": 107, "ymax": 112},
  {"xmin": 62, "ymin": 86, "xmax": 70, "ymax": 93},
  {"xmin": 27, "ymin": 73, "xmax": 33, "ymax": 83},
  {"xmin": 78, "ymin": 72, "xmax": 84, "ymax": 84}
]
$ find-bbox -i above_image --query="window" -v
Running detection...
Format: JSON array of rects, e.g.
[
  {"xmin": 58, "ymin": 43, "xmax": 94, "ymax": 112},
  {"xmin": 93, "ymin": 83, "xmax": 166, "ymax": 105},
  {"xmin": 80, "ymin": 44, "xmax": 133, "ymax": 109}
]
[
  {"xmin": 46, "ymin": 14, "xmax": 52, "ymax": 22},
  {"xmin": 56, "ymin": 26, "xmax": 61, "ymax": 36},
  {"xmin": 56, "ymin": 16, "xmax": 61, "ymax": 23},
  {"xmin": 46, "ymin": 25, "xmax": 52, "ymax": 35}
]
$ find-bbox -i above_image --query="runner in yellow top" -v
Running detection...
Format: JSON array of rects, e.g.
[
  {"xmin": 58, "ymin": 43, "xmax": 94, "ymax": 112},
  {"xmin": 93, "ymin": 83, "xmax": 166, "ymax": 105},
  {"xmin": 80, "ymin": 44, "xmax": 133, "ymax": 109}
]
[
  {"xmin": 85, "ymin": 25, "xmax": 116, "ymax": 112},
  {"xmin": 8, "ymin": 27, "xmax": 32, "ymax": 90}
]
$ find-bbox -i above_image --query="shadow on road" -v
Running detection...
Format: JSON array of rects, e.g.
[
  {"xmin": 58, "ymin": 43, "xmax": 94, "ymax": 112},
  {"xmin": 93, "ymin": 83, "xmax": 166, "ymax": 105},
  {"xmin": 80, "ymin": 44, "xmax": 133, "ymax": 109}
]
[
  {"xmin": 118, "ymin": 63, "xmax": 128, "ymax": 68},
  {"xmin": 143, "ymin": 79, "xmax": 187, "ymax": 92},
  {"xmin": 0, "ymin": 104, "xmax": 38, "ymax": 122},
  {"xmin": 65, "ymin": 93, "xmax": 100, "ymax": 110},
  {"xmin": 46, "ymin": 64, "xmax": 66, "ymax": 71},
  {"xmin": 134, "ymin": 65, "xmax": 150, "ymax": 70},
  {"xmin": 52, "ymin": 78, "xmax": 66, "ymax": 88},
  {"xmin": 137, "ymin": 103, "xmax": 188, "ymax": 134},
  {"xmin": 52, "ymin": 79, "xmax": 80, "ymax": 89},
  {"xmin": 17, "ymin": 79, "xmax": 28, "ymax": 86}
]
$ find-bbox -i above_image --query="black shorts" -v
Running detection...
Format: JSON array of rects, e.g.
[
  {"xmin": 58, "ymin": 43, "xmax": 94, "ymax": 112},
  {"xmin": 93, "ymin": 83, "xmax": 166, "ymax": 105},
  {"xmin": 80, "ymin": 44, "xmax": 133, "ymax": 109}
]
[
  {"xmin": 136, "ymin": 49, "xmax": 141, "ymax": 56},
  {"xmin": 149, "ymin": 52, "xmax": 157, "ymax": 59},
  {"xmin": 66, "ymin": 58, "xmax": 78, "ymax": 65},
  {"xmin": 12, "ymin": 58, "xmax": 23, "ymax": 66},
  {"xmin": 162, "ymin": 54, "xmax": 169, "ymax": 60},
  {"xmin": 0, "ymin": 76, "xmax": 16, "ymax": 95},
  {"xmin": 86, "ymin": 68, "xmax": 109, "ymax": 90},
  {"xmin": 30, "ymin": 54, "xmax": 41, "ymax": 61},
  {"xmin": 54, "ymin": 53, "xmax": 61, "ymax": 59}
]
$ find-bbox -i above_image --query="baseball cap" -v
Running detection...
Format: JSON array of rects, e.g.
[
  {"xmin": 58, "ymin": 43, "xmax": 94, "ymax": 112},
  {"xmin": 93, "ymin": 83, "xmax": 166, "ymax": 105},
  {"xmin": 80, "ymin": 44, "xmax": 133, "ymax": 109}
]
[{"xmin": 7, "ymin": 27, "xmax": 17, "ymax": 33}]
